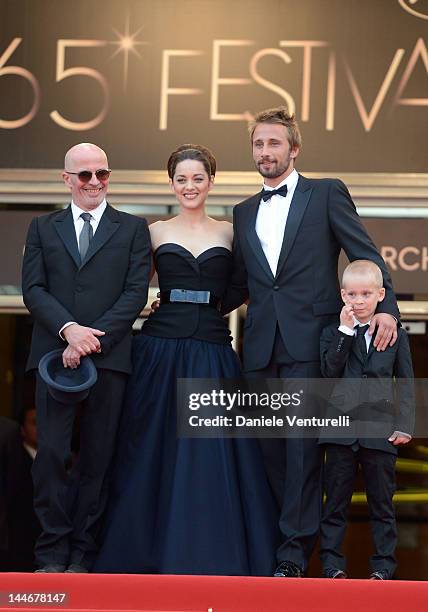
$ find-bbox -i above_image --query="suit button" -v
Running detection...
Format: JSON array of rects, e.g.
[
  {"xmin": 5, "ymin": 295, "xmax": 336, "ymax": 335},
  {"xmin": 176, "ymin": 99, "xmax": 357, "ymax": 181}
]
[
  {"xmin": 76, "ymin": 286, "xmax": 83, "ymax": 292},
  {"xmin": 273, "ymin": 285, "xmax": 279, "ymax": 291},
  {"xmin": 362, "ymin": 374, "xmax": 368, "ymax": 378}
]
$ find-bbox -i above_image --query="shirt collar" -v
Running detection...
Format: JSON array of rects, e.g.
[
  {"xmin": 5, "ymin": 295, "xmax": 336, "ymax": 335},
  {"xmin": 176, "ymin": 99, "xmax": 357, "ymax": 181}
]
[
  {"xmin": 71, "ymin": 199, "xmax": 107, "ymax": 223},
  {"xmin": 353, "ymin": 316, "xmax": 371, "ymax": 329},
  {"xmin": 262, "ymin": 168, "xmax": 298, "ymax": 192}
]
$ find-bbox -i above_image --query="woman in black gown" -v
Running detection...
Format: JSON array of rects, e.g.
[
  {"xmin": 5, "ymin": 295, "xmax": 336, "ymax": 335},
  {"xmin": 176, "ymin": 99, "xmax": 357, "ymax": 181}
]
[{"xmin": 94, "ymin": 145, "xmax": 278, "ymax": 575}]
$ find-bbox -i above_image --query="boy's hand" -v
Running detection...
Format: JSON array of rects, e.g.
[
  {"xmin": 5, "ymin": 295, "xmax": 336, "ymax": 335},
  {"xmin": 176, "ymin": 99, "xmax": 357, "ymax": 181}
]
[
  {"xmin": 370, "ymin": 313, "xmax": 398, "ymax": 351},
  {"xmin": 150, "ymin": 292, "xmax": 161, "ymax": 313},
  {"xmin": 340, "ymin": 304, "xmax": 354, "ymax": 328},
  {"xmin": 388, "ymin": 431, "xmax": 412, "ymax": 446}
]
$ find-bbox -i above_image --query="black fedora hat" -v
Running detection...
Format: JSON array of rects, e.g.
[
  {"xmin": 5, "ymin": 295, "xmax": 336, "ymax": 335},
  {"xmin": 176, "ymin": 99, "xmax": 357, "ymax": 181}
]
[{"xmin": 38, "ymin": 349, "xmax": 98, "ymax": 404}]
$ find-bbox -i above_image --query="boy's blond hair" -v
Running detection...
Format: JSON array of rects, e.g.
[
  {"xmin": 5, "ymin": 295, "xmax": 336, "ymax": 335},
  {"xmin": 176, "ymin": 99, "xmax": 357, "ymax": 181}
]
[{"xmin": 342, "ymin": 260, "xmax": 383, "ymax": 289}]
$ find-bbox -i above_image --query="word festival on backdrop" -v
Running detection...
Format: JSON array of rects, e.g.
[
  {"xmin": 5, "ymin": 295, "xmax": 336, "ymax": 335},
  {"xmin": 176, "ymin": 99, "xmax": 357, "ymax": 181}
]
[{"xmin": 1, "ymin": 35, "xmax": 426, "ymax": 131}]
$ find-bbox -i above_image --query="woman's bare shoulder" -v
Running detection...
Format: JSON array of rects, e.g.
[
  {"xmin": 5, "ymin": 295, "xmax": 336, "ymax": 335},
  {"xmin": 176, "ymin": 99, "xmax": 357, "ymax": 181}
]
[
  {"xmin": 206, "ymin": 218, "xmax": 233, "ymax": 247},
  {"xmin": 149, "ymin": 218, "xmax": 176, "ymax": 248},
  {"xmin": 217, "ymin": 219, "xmax": 233, "ymax": 240}
]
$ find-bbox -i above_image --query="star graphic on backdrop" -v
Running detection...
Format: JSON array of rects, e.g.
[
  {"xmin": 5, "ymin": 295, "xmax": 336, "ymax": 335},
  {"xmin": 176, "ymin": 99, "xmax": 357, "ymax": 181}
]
[{"xmin": 108, "ymin": 13, "xmax": 148, "ymax": 91}]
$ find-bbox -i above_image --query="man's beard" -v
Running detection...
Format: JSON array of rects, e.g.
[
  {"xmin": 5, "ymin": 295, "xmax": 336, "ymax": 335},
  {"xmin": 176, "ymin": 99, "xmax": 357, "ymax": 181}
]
[{"xmin": 256, "ymin": 156, "xmax": 291, "ymax": 179}]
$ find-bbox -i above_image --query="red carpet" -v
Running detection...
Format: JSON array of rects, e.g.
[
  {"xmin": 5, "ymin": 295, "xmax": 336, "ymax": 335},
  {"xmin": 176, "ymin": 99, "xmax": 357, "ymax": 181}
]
[{"xmin": 1, "ymin": 574, "xmax": 427, "ymax": 612}]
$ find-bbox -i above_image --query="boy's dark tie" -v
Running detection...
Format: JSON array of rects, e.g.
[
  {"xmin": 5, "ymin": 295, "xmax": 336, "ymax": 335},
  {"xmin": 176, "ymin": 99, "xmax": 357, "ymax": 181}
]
[
  {"xmin": 356, "ymin": 324, "xmax": 370, "ymax": 359},
  {"xmin": 79, "ymin": 212, "xmax": 93, "ymax": 261}
]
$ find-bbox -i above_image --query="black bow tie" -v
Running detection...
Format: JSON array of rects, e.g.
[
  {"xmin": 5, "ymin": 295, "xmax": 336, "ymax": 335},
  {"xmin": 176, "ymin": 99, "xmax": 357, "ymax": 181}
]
[{"xmin": 260, "ymin": 185, "xmax": 288, "ymax": 202}]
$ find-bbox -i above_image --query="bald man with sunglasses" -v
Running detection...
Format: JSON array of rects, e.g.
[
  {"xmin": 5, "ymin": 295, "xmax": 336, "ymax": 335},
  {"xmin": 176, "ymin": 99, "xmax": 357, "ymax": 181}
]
[{"xmin": 22, "ymin": 143, "xmax": 151, "ymax": 573}]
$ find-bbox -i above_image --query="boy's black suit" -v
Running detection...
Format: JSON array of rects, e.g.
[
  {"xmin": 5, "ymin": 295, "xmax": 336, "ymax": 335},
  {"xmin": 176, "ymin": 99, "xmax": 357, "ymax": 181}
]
[
  {"xmin": 22, "ymin": 204, "xmax": 151, "ymax": 569},
  {"xmin": 319, "ymin": 324, "xmax": 414, "ymax": 577},
  {"xmin": 320, "ymin": 325, "xmax": 414, "ymax": 451}
]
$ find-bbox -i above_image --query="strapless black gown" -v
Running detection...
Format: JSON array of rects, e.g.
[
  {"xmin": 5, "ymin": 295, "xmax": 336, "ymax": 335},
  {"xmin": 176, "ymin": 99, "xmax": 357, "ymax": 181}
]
[{"xmin": 94, "ymin": 244, "xmax": 278, "ymax": 575}]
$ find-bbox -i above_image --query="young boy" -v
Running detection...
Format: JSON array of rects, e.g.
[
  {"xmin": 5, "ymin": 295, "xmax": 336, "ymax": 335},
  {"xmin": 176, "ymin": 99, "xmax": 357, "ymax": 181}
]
[{"xmin": 319, "ymin": 259, "xmax": 414, "ymax": 580}]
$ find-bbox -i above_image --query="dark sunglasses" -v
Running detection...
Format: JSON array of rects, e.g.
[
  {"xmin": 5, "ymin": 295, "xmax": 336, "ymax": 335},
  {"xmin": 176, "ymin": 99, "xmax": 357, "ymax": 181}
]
[{"xmin": 65, "ymin": 169, "xmax": 111, "ymax": 183}]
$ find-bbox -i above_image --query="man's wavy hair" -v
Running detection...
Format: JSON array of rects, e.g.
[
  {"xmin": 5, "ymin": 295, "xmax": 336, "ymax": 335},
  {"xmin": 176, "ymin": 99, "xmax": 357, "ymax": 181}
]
[{"xmin": 248, "ymin": 106, "xmax": 302, "ymax": 150}]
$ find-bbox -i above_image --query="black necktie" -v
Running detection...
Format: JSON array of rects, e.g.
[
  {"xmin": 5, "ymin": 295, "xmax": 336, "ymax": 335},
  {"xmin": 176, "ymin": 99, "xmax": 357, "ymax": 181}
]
[
  {"xmin": 79, "ymin": 212, "xmax": 93, "ymax": 261},
  {"xmin": 260, "ymin": 185, "xmax": 288, "ymax": 202},
  {"xmin": 356, "ymin": 324, "xmax": 370, "ymax": 358}
]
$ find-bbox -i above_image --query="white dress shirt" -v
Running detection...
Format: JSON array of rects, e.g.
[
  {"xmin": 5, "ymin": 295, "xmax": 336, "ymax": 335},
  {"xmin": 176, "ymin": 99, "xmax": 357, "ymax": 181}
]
[
  {"xmin": 255, "ymin": 169, "xmax": 299, "ymax": 276},
  {"xmin": 71, "ymin": 199, "xmax": 107, "ymax": 244}
]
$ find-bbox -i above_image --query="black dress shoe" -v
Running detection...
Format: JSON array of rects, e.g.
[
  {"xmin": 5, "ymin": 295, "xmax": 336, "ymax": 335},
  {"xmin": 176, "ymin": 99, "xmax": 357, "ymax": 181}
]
[
  {"xmin": 323, "ymin": 568, "xmax": 347, "ymax": 579},
  {"xmin": 35, "ymin": 564, "xmax": 66, "ymax": 573},
  {"xmin": 370, "ymin": 570, "xmax": 391, "ymax": 580},
  {"xmin": 274, "ymin": 561, "xmax": 304, "ymax": 577},
  {"xmin": 65, "ymin": 564, "xmax": 89, "ymax": 573}
]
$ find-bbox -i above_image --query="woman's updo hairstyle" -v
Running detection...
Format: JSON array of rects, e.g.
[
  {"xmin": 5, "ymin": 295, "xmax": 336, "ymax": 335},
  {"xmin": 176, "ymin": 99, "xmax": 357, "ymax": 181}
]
[{"xmin": 167, "ymin": 144, "xmax": 217, "ymax": 179}]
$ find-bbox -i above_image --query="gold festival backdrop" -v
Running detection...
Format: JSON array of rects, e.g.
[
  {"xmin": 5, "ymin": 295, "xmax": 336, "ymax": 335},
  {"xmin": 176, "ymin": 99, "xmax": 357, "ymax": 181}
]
[{"xmin": 0, "ymin": 0, "xmax": 427, "ymax": 172}]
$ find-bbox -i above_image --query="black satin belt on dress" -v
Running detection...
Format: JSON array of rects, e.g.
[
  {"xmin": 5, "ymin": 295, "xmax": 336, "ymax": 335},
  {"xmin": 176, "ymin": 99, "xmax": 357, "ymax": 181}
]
[{"xmin": 159, "ymin": 289, "xmax": 220, "ymax": 309}]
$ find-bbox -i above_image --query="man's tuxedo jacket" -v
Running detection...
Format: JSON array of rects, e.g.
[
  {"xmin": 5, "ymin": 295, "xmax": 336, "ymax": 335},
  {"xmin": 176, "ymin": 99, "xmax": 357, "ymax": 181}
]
[
  {"xmin": 223, "ymin": 175, "xmax": 399, "ymax": 371},
  {"xmin": 22, "ymin": 204, "xmax": 151, "ymax": 374},
  {"xmin": 319, "ymin": 325, "xmax": 415, "ymax": 454}
]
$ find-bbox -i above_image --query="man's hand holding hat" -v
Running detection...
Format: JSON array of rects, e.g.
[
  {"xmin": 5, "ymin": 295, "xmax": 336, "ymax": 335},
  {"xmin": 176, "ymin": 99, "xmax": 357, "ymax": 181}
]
[
  {"xmin": 63, "ymin": 324, "xmax": 105, "ymax": 367},
  {"xmin": 62, "ymin": 345, "xmax": 83, "ymax": 369}
]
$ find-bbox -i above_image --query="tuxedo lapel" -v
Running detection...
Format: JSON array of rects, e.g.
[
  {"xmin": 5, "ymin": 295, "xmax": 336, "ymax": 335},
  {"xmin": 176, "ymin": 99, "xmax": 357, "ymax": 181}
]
[
  {"xmin": 80, "ymin": 203, "xmax": 120, "ymax": 267},
  {"xmin": 275, "ymin": 175, "xmax": 313, "ymax": 279},
  {"xmin": 54, "ymin": 206, "xmax": 80, "ymax": 268},
  {"xmin": 244, "ymin": 194, "xmax": 274, "ymax": 280}
]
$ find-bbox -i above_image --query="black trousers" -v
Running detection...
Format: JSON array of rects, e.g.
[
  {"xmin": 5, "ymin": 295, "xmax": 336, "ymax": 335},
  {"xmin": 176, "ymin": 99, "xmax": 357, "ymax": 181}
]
[
  {"xmin": 245, "ymin": 329, "xmax": 323, "ymax": 571},
  {"xmin": 33, "ymin": 369, "xmax": 127, "ymax": 569},
  {"xmin": 320, "ymin": 443, "xmax": 397, "ymax": 576}
]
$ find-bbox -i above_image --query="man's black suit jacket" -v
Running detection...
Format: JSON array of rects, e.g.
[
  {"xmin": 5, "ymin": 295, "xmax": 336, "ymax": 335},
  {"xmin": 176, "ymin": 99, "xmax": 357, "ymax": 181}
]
[
  {"xmin": 223, "ymin": 175, "xmax": 399, "ymax": 371},
  {"xmin": 319, "ymin": 325, "xmax": 415, "ymax": 454},
  {"xmin": 22, "ymin": 204, "xmax": 151, "ymax": 374}
]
